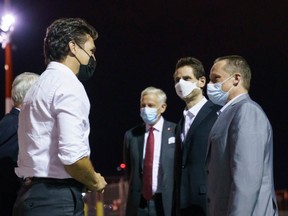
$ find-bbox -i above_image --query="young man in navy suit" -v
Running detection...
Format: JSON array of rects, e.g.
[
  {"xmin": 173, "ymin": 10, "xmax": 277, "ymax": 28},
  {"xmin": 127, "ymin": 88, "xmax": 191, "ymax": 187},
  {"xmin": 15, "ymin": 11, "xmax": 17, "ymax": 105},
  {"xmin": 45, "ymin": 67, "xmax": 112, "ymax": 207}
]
[
  {"xmin": 124, "ymin": 86, "xmax": 176, "ymax": 216},
  {"xmin": 172, "ymin": 57, "xmax": 221, "ymax": 216}
]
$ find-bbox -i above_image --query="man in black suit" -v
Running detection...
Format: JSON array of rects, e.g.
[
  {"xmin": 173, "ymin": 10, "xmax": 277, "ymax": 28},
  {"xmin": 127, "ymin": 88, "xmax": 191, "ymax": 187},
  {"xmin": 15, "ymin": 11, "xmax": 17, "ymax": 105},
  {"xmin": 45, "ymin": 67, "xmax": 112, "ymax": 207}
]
[
  {"xmin": 172, "ymin": 57, "xmax": 221, "ymax": 216},
  {"xmin": 124, "ymin": 86, "xmax": 176, "ymax": 216},
  {"xmin": 0, "ymin": 72, "xmax": 39, "ymax": 216}
]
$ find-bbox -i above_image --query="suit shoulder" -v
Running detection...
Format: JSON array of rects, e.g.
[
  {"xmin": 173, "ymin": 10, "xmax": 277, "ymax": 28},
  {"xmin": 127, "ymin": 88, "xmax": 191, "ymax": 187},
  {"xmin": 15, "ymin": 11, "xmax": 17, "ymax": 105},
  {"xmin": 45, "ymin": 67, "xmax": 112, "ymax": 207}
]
[
  {"xmin": 0, "ymin": 112, "xmax": 18, "ymax": 127},
  {"xmin": 125, "ymin": 124, "xmax": 145, "ymax": 136},
  {"xmin": 163, "ymin": 119, "xmax": 177, "ymax": 128},
  {"xmin": 205, "ymin": 100, "xmax": 222, "ymax": 111},
  {"xmin": 237, "ymin": 99, "xmax": 267, "ymax": 116}
]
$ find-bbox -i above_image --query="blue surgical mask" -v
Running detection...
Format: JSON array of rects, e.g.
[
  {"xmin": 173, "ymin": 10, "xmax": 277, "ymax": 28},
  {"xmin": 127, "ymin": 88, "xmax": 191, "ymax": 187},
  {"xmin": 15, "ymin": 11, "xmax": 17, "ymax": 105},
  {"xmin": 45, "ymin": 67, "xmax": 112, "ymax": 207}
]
[
  {"xmin": 140, "ymin": 107, "xmax": 158, "ymax": 125},
  {"xmin": 207, "ymin": 76, "xmax": 234, "ymax": 106}
]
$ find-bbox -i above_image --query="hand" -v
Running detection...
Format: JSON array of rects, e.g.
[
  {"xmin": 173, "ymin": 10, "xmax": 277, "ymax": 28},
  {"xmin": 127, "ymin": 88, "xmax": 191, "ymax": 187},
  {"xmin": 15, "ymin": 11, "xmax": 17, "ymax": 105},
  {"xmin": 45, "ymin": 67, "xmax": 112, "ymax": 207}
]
[{"xmin": 94, "ymin": 172, "xmax": 107, "ymax": 193}]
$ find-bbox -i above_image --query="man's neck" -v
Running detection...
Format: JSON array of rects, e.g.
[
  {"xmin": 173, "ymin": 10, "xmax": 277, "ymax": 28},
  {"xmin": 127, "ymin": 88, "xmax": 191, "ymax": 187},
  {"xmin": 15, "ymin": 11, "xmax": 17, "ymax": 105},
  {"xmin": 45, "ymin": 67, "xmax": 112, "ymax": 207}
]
[{"xmin": 185, "ymin": 94, "xmax": 204, "ymax": 109}]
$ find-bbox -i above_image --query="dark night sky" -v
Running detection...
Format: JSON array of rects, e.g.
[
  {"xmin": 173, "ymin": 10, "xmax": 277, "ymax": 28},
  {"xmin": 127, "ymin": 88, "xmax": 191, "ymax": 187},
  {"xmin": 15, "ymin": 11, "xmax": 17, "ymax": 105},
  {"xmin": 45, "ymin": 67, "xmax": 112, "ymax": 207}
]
[{"xmin": 0, "ymin": 0, "xmax": 287, "ymax": 189}]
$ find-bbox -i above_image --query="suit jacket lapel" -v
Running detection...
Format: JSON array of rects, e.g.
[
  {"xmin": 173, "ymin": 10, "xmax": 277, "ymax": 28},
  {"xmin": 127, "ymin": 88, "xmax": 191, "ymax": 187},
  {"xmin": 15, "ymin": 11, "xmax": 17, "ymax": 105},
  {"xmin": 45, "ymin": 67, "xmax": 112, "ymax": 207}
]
[
  {"xmin": 138, "ymin": 124, "xmax": 146, "ymax": 171},
  {"xmin": 205, "ymin": 94, "xmax": 249, "ymax": 161},
  {"xmin": 160, "ymin": 120, "xmax": 170, "ymax": 165},
  {"xmin": 182, "ymin": 101, "xmax": 213, "ymax": 165}
]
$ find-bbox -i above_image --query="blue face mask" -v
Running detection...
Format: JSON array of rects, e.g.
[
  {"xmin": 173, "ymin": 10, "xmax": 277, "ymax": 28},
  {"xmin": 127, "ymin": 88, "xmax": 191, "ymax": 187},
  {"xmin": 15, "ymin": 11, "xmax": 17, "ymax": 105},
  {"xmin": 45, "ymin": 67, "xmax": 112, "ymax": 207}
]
[
  {"xmin": 140, "ymin": 107, "xmax": 158, "ymax": 125},
  {"xmin": 207, "ymin": 76, "xmax": 234, "ymax": 106}
]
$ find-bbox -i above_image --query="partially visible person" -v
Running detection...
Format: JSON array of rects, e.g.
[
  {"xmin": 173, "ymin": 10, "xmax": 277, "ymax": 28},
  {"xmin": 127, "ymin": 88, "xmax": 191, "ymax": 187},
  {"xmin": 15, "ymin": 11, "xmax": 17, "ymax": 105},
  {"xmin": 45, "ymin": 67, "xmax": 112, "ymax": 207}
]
[
  {"xmin": 0, "ymin": 72, "xmax": 39, "ymax": 216},
  {"xmin": 13, "ymin": 18, "xmax": 107, "ymax": 216},
  {"xmin": 206, "ymin": 55, "xmax": 278, "ymax": 216},
  {"xmin": 172, "ymin": 57, "xmax": 221, "ymax": 216},
  {"xmin": 124, "ymin": 87, "xmax": 176, "ymax": 216}
]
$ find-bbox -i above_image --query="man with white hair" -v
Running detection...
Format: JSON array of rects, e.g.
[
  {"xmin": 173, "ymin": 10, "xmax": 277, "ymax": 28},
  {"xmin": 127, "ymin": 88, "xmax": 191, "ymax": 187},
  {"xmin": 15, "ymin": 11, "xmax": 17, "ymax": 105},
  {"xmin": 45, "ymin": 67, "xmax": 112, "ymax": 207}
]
[{"xmin": 0, "ymin": 72, "xmax": 39, "ymax": 216}]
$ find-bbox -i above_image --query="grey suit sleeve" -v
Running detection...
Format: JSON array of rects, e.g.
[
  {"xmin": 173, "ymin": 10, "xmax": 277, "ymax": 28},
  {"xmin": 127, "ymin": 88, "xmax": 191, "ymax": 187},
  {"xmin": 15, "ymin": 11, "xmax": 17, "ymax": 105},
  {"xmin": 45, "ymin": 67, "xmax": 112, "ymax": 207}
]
[{"xmin": 227, "ymin": 103, "xmax": 271, "ymax": 215}]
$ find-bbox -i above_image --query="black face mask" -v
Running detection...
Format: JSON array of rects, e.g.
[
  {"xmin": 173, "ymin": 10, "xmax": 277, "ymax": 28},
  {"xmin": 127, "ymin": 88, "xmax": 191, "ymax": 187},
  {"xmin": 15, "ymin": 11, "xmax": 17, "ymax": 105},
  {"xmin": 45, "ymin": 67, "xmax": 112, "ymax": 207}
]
[
  {"xmin": 75, "ymin": 44, "xmax": 97, "ymax": 81},
  {"xmin": 77, "ymin": 56, "xmax": 97, "ymax": 81}
]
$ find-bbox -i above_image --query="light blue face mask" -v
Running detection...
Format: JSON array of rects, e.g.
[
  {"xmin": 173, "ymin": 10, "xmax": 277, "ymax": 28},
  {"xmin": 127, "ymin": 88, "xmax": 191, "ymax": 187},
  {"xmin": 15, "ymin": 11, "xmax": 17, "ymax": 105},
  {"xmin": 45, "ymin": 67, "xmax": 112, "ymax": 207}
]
[
  {"xmin": 140, "ymin": 107, "xmax": 158, "ymax": 125},
  {"xmin": 207, "ymin": 76, "xmax": 234, "ymax": 106}
]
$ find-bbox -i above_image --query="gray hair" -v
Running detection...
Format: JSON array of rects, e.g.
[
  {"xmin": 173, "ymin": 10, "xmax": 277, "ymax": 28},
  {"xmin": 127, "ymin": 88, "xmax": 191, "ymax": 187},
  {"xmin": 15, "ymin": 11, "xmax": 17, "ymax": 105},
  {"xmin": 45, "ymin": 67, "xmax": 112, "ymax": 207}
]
[
  {"xmin": 141, "ymin": 86, "xmax": 167, "ymax": 104},
  {"xmin": 11, "ymin": 72, "xmax": 40, "ymax": 106}
]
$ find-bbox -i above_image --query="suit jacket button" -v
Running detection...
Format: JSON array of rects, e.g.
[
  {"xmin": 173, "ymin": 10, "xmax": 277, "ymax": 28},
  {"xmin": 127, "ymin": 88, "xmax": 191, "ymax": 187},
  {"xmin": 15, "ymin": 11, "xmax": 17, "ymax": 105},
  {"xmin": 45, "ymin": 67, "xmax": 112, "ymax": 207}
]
[
  {"xmin": 207, "ymin": 198, "xmax": 210, "ymax": 203},
  {"xmin": 182, "ymin": 165, "xmax": 185, "ymax": 169}
]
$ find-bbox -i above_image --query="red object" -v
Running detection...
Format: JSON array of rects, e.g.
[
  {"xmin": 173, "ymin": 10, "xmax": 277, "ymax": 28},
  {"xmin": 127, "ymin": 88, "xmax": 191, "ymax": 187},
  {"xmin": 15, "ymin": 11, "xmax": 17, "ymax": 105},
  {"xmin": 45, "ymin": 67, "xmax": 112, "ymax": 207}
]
[
  {"xmin": 5, "ymin": 42, "xmax": 13, "ymax": 113},
  {"xmin": 141, "ymin": 127, "xmax": 154, "ymax": 200},
  {"xmin": 120, "ymin": 163, "xmax": 126, "ymax": 169}
]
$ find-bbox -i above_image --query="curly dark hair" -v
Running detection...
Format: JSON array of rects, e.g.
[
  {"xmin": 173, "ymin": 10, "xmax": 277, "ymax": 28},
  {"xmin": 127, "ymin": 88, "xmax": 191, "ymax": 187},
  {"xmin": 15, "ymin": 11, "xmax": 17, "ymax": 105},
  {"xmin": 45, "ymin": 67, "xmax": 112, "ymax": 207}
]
[{"xmin": 44, "ymin": 17, "xmax": 98, "ymax": 65}]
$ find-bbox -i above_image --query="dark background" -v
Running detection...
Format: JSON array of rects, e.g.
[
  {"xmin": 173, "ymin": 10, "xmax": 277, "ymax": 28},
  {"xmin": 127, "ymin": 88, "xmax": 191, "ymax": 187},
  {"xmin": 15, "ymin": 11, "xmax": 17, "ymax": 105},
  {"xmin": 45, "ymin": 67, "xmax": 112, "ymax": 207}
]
[{"xmin": 0, "ymin": 0, "xmax": 287, "ymax": 189}]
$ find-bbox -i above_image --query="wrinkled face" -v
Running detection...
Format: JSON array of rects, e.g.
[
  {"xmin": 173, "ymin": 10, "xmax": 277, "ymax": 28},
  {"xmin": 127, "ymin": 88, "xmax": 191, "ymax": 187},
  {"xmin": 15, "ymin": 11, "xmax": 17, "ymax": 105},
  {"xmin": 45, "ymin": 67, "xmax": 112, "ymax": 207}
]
[{"xmin": 140, "ymin": 93, "xmax": 166, "ymax": 116}]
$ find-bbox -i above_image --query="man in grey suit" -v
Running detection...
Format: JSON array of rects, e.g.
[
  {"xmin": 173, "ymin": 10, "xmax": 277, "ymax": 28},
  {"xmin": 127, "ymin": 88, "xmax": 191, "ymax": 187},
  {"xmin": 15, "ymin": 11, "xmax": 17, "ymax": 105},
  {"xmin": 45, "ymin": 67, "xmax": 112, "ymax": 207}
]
[
  {"xmin": 123, "ymin": 86, "xmax": 176, "ymax": 216},
  {"xmin": 206, "ymin": 55, "xmax": 278, "ymax": 216},
  {"xmin": 172, "ymin": 57, "xmax": 221, "ymax": 216}
]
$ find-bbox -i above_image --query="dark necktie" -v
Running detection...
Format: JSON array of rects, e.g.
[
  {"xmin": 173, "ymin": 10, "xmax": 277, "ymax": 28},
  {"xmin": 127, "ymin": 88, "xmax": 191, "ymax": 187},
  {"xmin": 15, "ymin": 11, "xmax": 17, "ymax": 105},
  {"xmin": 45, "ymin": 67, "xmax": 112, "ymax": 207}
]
[{"xmin": 142, "ymin": 127, "xmax": 154, "ymax": 200}]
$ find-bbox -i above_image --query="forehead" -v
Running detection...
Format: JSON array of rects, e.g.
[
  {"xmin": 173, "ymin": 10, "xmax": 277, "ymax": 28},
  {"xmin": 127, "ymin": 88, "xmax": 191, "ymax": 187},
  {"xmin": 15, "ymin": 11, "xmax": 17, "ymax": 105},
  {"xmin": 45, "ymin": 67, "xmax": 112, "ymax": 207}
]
[
  {"xmin": 174, "ymin": 66, "xmax": 195, "ymax": 78},
  {"xmin": 141, "ymin": 93, "xmax": 158, "ymax": 103},
  {"xmin": 83, "ymin": 35, "xmax": 95, "ymax": 49},
  {"xmin": 210, "ymin": 60, "xmax": 228, "ymax": 77}
]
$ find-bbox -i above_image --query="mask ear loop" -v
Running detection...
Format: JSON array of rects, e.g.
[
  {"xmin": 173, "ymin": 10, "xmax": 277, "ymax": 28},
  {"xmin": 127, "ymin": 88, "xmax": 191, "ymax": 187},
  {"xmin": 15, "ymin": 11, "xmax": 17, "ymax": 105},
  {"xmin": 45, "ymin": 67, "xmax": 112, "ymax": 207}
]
[
  {"xmin": 226, "ymin": 74, "xmax": 240, "ymax": 94},
  {"xmin": 226, "ymin": 84, "xmax": 235, "ymax": 94},
  {"xmin": 69, "ymin": 41, "xmax": 83, "ymax": 65},
  {"xmin": 220, "ymin": 74, "xmax": 234, "ymax": 85}
]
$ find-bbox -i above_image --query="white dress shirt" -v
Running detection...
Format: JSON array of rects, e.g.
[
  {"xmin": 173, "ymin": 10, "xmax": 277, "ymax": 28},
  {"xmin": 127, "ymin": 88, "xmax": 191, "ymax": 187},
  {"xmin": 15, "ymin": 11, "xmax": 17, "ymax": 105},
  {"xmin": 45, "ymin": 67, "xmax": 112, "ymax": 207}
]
[
  {"xmin": 218, "ymin": 93, "xmax": 247, "ymax": 115},
  {"xmin": 16, "ymin": 62, "xmax": 91, "ymax": 179},
  {"xmin": 143, "ymin": 116, "xmax": 164, "ymax": 194},
  {"xmin": 181, "ymin": 97, "xmax": 207, "ymax": 141}
]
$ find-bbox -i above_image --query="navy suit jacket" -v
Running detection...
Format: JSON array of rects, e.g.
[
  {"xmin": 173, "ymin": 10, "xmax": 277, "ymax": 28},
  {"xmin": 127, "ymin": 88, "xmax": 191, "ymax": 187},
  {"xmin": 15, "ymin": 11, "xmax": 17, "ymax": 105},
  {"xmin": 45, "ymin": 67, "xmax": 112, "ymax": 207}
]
[
  {"xmin": 173, "ymin": 100, "xmax": 221, "ymax": 215},
  {"xmin": 0, "ymin": 107, "xmax": 22, "ymax": 215},
  {"xmin": 0, "ymin": 107, "xmax": 20, "ymax": 163},
  {"xmin": 124, "ymin": 119, "xmax": 176, "ymax": 216}
]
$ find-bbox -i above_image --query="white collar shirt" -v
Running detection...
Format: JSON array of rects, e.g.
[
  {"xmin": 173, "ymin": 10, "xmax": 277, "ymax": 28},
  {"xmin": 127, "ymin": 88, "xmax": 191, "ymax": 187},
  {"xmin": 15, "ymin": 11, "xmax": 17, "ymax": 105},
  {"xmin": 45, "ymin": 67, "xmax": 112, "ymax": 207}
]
[
  {"xmin": 217, "ymin": 93, "xmax": 247, "ymax": 115},
  {"xmin": 143, "ymin": 116, "xmax": 164, "ymax": 193},
  {"xmin": 16, "ymin": 62, "xmax": 91, "ymax": 178},
  {"xmin": 182, "ymin": 97, "xmax": 207, "ymax": 141}
]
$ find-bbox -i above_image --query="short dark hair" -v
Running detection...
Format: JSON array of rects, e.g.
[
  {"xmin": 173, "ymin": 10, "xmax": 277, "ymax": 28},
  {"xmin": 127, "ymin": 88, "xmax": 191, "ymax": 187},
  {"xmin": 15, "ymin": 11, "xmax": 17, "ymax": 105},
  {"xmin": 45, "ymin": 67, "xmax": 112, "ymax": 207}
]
[
  {"xmin": 214, "ymin": 55, "xmax": 251, "ymax": 90},
  {"xmin": 44, "ymin": 18, "xmax": 98, "ymax": 64},
  {"xmin": 175, "ymin": 57, "xmax": 205, "ymax": 79}
]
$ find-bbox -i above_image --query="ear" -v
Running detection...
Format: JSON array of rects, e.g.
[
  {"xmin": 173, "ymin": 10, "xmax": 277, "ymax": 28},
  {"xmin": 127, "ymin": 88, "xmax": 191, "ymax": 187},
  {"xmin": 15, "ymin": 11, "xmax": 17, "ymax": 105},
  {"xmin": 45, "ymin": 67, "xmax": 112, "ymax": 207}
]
[
  {"xmin": 160, "ymin": 103, "xmax": 167, "ymax": 114},
  {"xmin": 68, "ymin": 41, "xmax": 77, "ymax": 55},
  {"xmin": 198, "ymin": 76, "xmax": 206, "ymax": 88},
  {"xmin": 233, "ymin": 73, "xmax": 241, "ymax": 86}
]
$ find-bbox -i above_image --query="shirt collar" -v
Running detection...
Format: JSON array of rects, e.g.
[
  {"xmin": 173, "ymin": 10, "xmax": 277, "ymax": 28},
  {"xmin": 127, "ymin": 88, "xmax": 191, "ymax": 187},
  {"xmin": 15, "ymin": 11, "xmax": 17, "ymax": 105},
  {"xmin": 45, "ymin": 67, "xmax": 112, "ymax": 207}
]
[
  {"xmin": 145, "ymin": 116, "xmax": 164, "ymax": 132},
  {"xmin": 183, "ymin": 97, "xmax": 207, "ymax": 118},
  {"xmin": 47, "ymin": 61, "xmax": 77, "ymax": 79},
  {"xmin": 218, "ymin": 93, "xmax": 247, "ymax": 115}
]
